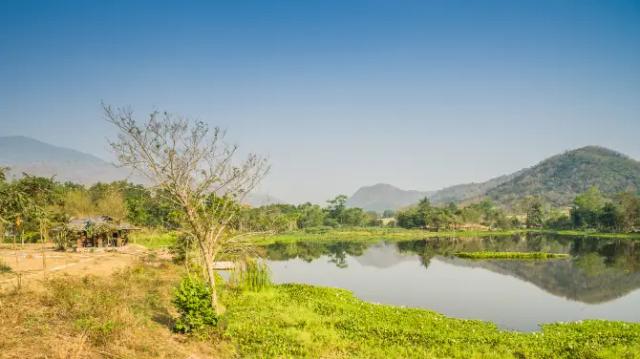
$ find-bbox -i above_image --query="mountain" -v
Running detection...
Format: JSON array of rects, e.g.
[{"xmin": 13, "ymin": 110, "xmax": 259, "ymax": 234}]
[
  {"xmin": 428, "ymin": 172, "xmax": 521, "ymax": 205},
  {"xmin": 347, "ymin": 175, "xmax": 517, "ymax": 212},
  {"xmin": 487, "ymin": 146, "xmax": 640, "ymax": 207},
  {"xmin": 244, "ymin": 193, "xmax": 283, "ymax": 207},
  {"xmin": 349, "ymin": 146, "xmax": 640, "ymax": 211},
  {"xmin": 0, "ymin": 136, "xmax": 139, "ymax": 184},
  {"xmin": 346, "ymin": 184, "xmax": 433, "ymax": 212}
]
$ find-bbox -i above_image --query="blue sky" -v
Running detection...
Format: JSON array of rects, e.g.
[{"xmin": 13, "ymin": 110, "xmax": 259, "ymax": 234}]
[{"xmin": 1, "ymin": 0, "xmax": 639, "ymax": 203}]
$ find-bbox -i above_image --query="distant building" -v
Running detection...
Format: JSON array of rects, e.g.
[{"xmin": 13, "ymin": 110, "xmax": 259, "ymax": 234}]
[{"xmin": 63, "ymin": 216, "xmax": 139, "ymax": 249}]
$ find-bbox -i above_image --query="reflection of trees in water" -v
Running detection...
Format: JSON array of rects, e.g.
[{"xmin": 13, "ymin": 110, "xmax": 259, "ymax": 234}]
[
  {"xmin": 396, "ymin": 234, "xmax": 640, "ymax": 272},
  {"xmin": 264, "ymin": 241, "xmax": 369, "ymax": 268},
  {"xmin": 396, "ymin": 234, "xmax": 640, "ymax": 303},
  {"xmin": 263, "ymin": 235, "xmax": 640, "ymax": 302}
]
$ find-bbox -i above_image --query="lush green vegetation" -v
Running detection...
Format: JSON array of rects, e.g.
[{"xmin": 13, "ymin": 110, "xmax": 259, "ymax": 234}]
[
  {"xmin": 396, "ymin": 198, "xmax": 516, "ymax": 230},
  {"xmin": 173, "ymin": 276, "xmax": 219, "ymax": 333},
  {"xmin": 224, "ymin": 282, "xmax": 640, "ymax": 358},
  {"xmin": 0, "ymin": 170, "xmax": 182, "ymax": 244},
  {"xmin": 236, "ymin": 194, "xmax": 382, "ymax": 233},
  {"xmin": 525, "ymin": 187, "xmax": 640, "ymax": 234},
  {"xmin": 453, "ymin": 251, "xmax": 569, "ymax": 259},
  {"xmin": 394, "ymin": 187, "xmax": 640, "ymax": 236}
]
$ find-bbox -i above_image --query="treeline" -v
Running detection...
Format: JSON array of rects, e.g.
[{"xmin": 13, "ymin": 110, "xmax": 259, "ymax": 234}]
[
  {"xmin": 0, "ymin": 169, "xmax": 383, "ymax": 241},
  {"xmin": 235, "ymin": 195, "xmax": 381, "ymax": 232},
  {"xmin": 535, "ymin": 187, "xmax": 640, "ymax": 232},
  {"xmin": 0, "ymin": 169, "xmax": 181, "ymax": 242},
  {"xmin": 395, "ymin": 187, "xmax": 640, "ymax": 233},
  {"xmin": 396, "ymin": 198, "xmax": 516, "ymax": 230},
  {"xmin": 2, "ymin": 168, "xmax": 638, "ymax": 241}
]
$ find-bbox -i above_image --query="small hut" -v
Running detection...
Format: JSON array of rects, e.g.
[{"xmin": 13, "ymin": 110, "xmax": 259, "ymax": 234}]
[{"xmin": 65, "ymin": 216, "xmax": 139, "ymax": 249}]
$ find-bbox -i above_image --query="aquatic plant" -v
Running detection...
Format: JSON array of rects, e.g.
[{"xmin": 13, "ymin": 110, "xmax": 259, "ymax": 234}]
[{"xmin": 454, "ymin": 251, "xmax": 569, "ymax": 259}]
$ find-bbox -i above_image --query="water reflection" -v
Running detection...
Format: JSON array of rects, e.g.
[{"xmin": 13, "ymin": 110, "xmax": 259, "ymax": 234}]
[{"xmin": 261, "ymin": 234, "xmax": 640, "ymax": 330}]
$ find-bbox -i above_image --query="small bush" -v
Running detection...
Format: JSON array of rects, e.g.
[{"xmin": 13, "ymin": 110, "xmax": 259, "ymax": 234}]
[
  {"xmin": 173, "ymin": 276, "xmax": 217, "ymax": 333},
  {"xmin": 169, "ymin": 234, "xmax": 193, "ymax": 264},
  {"xmin": 0, "ymin": 260, "xmax": 11, "ymax": 273}
]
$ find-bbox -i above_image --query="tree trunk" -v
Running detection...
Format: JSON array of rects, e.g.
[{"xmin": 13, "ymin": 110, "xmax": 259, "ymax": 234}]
[{"xmin": 197, "ymin": 239, "xmax": 220, "ymax": 314}]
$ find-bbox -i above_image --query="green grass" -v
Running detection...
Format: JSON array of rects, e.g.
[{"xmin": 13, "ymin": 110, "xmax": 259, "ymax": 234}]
[
  {"xmin": 223, "ymin": 283, "xmax": 640, "ymax": 358},
  {"xmin": 130, "ymin": 227, "xmax": 640, "ymax": 251},
  {"xmin": 454, "ymin": 251, "xmax": 570, "ymax": 260},
  {"xmin": 539, "ymin": 229, "xmax": 640, "ymax": 240},
  {"xmin": 129, "ymin": 230, "xmax": 179, "ymax": 249},
  {"xmin": 252, "ymin": 227, "xmax": 527, "ymax": 245}
]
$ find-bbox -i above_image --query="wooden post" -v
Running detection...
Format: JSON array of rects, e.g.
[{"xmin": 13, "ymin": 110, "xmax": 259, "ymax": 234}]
[
  {"xmin": 77, "ymin": 234, "xmax": 84, "ymax": 251},
  {"xmin": 97, "ymin": 235, "xmax": 103, "ymax": 248}
]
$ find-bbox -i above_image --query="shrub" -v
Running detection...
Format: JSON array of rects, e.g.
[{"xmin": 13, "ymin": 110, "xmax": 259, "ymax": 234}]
[
  {"xmin": 173, "ymin": 276, "xmax": 217, "ymax": 333},
  {"xmin": 0, "ymin": 260, "xmax": 11, "ymax": 273}
]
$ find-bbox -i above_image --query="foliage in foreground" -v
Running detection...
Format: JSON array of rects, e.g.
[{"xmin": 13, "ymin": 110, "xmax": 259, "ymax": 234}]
[
  {"xmin": 173, "ymin": 276, "xmax": 218, "ymax": 333},
  {"xmin": 453, "ymin": 251, "xmax": 569, "ymax": 259},
  {"xmin": 223, "ymin": 284, "xmax": 640, "ymax": 358}
]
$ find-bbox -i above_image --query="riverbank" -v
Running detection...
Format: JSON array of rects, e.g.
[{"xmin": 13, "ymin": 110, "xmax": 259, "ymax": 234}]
[
  {"xmin": 252, "ymin": 227, "xmax": 640, "ymax": 245},
  {"xmin": 2, "ymin": 259, "xmax": 638, "ymax": 358},
  {"xmin": 251, "ymin": 227, "xmax": 528, "ymax": 245}
]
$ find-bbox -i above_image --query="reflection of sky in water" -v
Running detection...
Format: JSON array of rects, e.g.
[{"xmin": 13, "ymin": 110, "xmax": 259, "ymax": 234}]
[{"xmin": 266, "ymin": 242, "xmax": 640, "ymax": 331}]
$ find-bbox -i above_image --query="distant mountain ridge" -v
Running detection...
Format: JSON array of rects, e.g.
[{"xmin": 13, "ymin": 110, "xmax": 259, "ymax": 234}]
[
  {"xmin": 349, "ymin": 146, "xmax": 640, "ymax": 212},
  {"xmin": 0, "ymin": 136, "xmax": 140, "ymax": 184},
  {"xmin": 346, "ymin": 184, "xmax": 433, "ymax": 212},
  {"xmin": 0, "ymin": 136, "xmax": 283, "ymax": 206}
]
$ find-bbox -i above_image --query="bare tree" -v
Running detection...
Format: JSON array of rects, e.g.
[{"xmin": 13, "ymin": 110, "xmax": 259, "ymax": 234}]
[{"xmin": 104, "ymin": 104, "xmax": 269, "ymax": 313}]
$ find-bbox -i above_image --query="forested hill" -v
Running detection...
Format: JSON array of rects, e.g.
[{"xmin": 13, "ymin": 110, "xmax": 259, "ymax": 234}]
[
  {"xmin": 487, "ymin": 146, "xmax": 640, "ymax": 207},
  {"xmin": 428, "ymin": 172, "xmax": 521, "ymax": 205}
]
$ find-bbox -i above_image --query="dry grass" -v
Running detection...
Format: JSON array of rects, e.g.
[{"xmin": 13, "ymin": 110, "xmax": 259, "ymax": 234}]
[{"xmin": 0, "ymin": 257, "xmax": 233, "ymax": 358}]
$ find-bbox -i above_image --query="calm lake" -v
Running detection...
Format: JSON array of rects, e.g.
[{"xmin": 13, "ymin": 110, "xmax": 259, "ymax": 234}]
[{"xmin": 261, "ymin": 234, "xmax": 640, "ymax": 331}]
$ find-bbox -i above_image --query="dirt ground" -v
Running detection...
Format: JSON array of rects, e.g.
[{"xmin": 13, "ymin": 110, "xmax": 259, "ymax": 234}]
[{"xmin": 0, "ymin": 244, "xmax": 157, "ymax": 290}]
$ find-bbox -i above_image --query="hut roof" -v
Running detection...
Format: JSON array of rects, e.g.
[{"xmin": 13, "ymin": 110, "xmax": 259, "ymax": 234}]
[{"xmin": 65, "ymin": 216, "xmax": 139, "ymax": 232}]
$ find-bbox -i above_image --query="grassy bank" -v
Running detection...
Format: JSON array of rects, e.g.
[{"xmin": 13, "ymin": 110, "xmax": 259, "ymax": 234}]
[
  {"xmin": 3, "ymin": 259, "xmax": 638, "ymax": 358},
  {"xmin": 251, "ymin": 227, "xmax": 528, "ymax": 245},
  {"xmin": 128, "ymin": 228, "xmax": 640, "ymax": 251},
  {"xmin": 538, "ymin": 229, "xmax": 640, "ymax": 240},
  {"xmin": 453, "ymin": 251, "xmax": 569, "ymax": 260}
]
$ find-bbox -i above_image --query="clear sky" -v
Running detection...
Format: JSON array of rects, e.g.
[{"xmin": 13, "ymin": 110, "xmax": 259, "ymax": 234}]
[{"xmin": 1, "ymin": 0, "xmax": 639, "ymax": 203}]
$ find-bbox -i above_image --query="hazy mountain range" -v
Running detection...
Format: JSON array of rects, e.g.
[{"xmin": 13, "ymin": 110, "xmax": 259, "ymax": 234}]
[
  {"xmin": 0, "ymin": 136, "xmax": 282, "ymax": 207},
  {"xmin": 348, "ymin": 146, "xmax": 640, "ymax": 212},
  {"xmin": 2, "ymin": 137, "xmax": 639, "ymax": 211},
  {"xmin": 0, "ymin": 136, "xmax": 140, "ymax": 184}
]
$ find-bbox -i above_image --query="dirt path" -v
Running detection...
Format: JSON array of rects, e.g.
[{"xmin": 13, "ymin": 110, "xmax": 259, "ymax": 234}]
[{"xmin": 0, "ymin": 244, "xmax": 151, "ymax": 290}]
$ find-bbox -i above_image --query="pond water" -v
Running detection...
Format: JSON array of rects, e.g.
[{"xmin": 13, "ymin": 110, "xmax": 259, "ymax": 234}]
[{"xmin": 261, "ymin": 234, "xmax": 640, "ymax": 331}]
